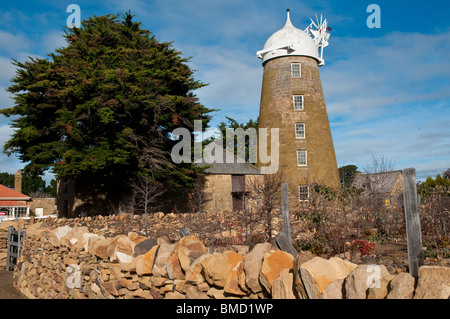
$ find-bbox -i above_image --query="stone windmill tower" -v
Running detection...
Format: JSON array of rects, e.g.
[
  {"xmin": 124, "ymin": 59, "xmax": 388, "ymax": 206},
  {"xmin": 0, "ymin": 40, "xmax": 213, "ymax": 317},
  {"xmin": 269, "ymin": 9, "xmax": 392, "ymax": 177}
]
[{"xmin": 256, "ymin": 9, "xmax": 340, "ymax": 197}]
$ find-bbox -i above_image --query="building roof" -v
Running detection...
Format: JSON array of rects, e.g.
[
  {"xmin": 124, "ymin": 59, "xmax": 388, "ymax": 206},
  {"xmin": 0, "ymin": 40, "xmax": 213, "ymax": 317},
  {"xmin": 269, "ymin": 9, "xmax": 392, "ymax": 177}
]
[
  {"xmin": 257, "ymin": 10, "xmax": 320, "ymax": 64},
  {"xmin": 195, "ymin": 143, "xmax": 261, "ymax": 175},
  {"xmin": 0, "ymin": 184, "xmax": 31, "ymax": 200},
  {"xmin": 352, "ymin": 170, "xmax": 403, "ymax": 194},
  {"xmin": 0, "ymin": 184, "xmax": 31, "ymax": 209},
  {"xmin": 0, "ymin": 201, "xmax": 27, "ymax": 207}
]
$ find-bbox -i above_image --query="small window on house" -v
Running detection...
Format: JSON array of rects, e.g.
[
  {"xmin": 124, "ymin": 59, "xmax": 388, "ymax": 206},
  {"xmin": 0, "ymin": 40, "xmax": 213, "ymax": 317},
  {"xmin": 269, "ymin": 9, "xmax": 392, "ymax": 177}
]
[
  {"xmin": 297, "ymin": 150, "xmax": 307, "ymax": 166},
  {"xmin": 291, "ymin": 63, "xmax": 301, "ymax": 78},
  {"xmin": 299, "ymin": 185, "xmax": 309, "ymax": 201},
  {"xmin": 293, "ymin": 95, "xmax": 304, "ymax": 110},
  {"xmin": 295, "ymin": 123, "xmax": 305, "ymax": 139}
]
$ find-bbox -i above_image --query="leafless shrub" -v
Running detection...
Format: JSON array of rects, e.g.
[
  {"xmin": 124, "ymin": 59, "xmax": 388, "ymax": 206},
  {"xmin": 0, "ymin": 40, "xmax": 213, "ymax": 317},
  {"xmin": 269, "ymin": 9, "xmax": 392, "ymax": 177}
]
[
  {"xmin": 130, "ymin": 175, "xmax": 167, "ymax": 236},
  {"xmin": 363, "ymin": 154, "xmax": 396, "ymax": 174},
  {"xmin": 419, "ymin": 189, "xmax": 450, "ymax": 258},
  {"xmin": 187, "ymin": 176, "xmax": 211, "ymax": 213},
  {"xmin": 244, "ymin": 172, "xmax": 284, "ymax": 242},
  {"xmin": 29, "ymin": 191, "xmax": 54, "ymax": 198}
]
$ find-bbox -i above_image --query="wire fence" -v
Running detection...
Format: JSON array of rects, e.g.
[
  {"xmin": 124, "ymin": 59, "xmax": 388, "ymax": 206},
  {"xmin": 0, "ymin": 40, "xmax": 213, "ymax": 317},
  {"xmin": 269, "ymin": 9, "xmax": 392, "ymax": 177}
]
[{"xmin": 179, "ymin": 188, "xmax": 448, "ymax": 258}]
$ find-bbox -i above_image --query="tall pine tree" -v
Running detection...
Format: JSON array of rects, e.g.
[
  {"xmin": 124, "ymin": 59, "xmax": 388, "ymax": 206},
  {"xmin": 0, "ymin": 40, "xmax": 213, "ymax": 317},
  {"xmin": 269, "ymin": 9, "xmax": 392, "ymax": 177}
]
[{"xmin": 1, "ymin": 13, "xmax": 214, "ymax": 212}]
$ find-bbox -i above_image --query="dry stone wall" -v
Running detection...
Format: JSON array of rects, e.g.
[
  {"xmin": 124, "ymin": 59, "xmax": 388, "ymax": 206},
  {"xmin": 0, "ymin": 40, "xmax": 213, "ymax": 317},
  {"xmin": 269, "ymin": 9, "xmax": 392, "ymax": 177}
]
[{"xmin": 10, "ymin": 216, "xmax": 450, "ymax": 299}]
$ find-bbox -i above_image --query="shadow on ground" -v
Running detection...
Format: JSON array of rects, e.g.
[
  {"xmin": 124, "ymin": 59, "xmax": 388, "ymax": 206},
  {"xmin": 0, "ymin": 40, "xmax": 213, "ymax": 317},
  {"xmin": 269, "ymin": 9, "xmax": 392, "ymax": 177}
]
[{"xmin": 0, "ymin": 270, "xmax": 27, "ymax": 299}]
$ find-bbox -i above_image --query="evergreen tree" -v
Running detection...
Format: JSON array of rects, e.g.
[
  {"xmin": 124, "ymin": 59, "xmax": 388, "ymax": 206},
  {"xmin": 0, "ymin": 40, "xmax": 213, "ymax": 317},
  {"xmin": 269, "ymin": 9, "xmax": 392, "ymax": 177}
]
[
  {"xmin": 0, "ymin": 173, "xmax": 14, "ymax": 188},
  {"xmin": 217, "ymin": 116, "xmax": 258, "ymax": 162},
  {"xmin": 0, "ymin": 171, "xmax": 56, "ymax": 196},
  {"xmin": 338, "ymin": 164, "xmax": 360, "ymax": 187},
  {"xmin": 418, "ymin": 174, "xmax": 450, "ymax": 198},
  {"xmin": 1, "ymin": 13, "xmax": 214, "ymax": 201}
]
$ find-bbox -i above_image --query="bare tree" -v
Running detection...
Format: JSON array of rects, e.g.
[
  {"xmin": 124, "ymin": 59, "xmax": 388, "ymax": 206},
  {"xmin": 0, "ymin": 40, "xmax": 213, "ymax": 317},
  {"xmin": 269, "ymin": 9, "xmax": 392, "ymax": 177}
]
[
  {"xmin": 130, "ymin": 175, "xmax": 167, "ymax": 236},
  {"xmin": 357, "ymin": 154, "xmax": 401, "ymax": 237},
  {"xmin": 363, "ymin": 154, "xmax": 396, "ymax": 174},
  {"xmin": 187, "ymin": 176, "xmax": 211, "ymax": 213},
  {"xmin": 361, "ymin": 154, "xmax": 397, "ymax": 204},
  {"xmin": 245, "ymin": 172, "xmax": 284, "ymax": 241},
  {"xmin": 28, "ymin": 191, "xmax": 54, "ymax": 198},
  {"xmin": 127, "ymin": 129, "xmax": 174, "ymax": 175}
]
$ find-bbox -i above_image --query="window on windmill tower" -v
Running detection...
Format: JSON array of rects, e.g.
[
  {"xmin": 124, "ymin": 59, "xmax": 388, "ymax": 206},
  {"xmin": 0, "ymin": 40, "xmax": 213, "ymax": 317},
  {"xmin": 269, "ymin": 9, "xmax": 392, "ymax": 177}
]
[
  {"xmin": 295, "ymin": 123, "xmax": 305, "ymax": 139},
  {"xmin": 296, "ymin": 150, "xmax": 307, "ymax": 166},
  {"xmin": 299, "ymin": 185, "xmax": 309, "ymax": 201},
  {"xmin": 291, "ymin": 63, "xmax": 301, "ymax": 78},
  {"xmin": 293, "ymin": 95, "xmax": 304, "ymax": 110}
]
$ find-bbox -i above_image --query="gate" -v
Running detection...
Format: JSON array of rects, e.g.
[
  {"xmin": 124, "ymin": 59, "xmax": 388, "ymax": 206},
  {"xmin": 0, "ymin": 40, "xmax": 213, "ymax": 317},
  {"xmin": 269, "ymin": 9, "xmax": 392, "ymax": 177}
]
[{"xmin": 6, "ymin": 226, "xmax": 26, "ymax": 271}]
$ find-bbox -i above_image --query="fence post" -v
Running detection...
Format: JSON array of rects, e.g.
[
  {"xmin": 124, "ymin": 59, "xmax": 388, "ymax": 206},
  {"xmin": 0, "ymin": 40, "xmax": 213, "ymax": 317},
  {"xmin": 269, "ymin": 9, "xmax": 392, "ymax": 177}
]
[
  {"xmin": 281, "ymin": 183, "xmax": 291, "ymax": 240},
  {"xmin": 273, "ymin": 183, "xmax": 297, "ymax": 257},
  {"xmin": 402, "ymin": 168, "xmax": 424, "ymax": 278}
]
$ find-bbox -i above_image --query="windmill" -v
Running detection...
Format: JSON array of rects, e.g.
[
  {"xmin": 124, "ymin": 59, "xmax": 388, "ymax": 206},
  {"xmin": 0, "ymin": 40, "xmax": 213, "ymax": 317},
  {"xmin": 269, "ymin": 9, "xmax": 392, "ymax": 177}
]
[
  {"xmin": 255, "ymin": 10, "xmax": 341, "ymax": 190},
  {"xmin": 304, "ymin": 14, "xmax": 331, "ymax": 66}
]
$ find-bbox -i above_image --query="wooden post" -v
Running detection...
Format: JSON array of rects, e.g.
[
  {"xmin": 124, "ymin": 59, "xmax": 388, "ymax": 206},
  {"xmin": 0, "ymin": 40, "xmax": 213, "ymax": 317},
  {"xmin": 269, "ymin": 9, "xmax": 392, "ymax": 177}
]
[
  {"xmin": 274, "ymin": 232, "xmax": 297, "ymax": 258},
  {"xmin": 281, "ymin": 183, "xmax": 291, "ymax": 240},
  {"xmin": 273, "ymin": 183, "xmax": 297, "ymax": 257},
  {"xmin": 402, "ymin": 168, "xmax": 424, "ymax": 278}
]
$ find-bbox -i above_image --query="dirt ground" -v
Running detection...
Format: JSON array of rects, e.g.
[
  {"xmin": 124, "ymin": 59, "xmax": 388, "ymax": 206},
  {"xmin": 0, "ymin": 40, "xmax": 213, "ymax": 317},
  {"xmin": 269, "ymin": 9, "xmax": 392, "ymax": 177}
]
[
  {"xmin": 0, "ymin": 270, "xmax": 26, "ymax": 299},
  {"xmin": 373, "ymin": 242, "xmax": 408, "ymax": 260}
]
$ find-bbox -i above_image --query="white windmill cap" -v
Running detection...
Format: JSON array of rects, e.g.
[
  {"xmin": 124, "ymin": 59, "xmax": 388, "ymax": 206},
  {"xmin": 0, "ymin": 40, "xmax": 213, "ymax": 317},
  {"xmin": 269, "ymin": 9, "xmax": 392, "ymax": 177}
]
[{"xmin": 257, "ymin": 9, "xmax": 320, "ymax": 64}]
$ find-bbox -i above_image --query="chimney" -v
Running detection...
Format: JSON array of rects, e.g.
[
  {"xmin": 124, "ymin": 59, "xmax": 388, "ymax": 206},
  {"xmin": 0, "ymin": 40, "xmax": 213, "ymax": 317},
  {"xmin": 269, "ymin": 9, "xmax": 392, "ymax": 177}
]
[{"xmin": 15, "ymin": 170, "xmax": 22, "ymax": 193}]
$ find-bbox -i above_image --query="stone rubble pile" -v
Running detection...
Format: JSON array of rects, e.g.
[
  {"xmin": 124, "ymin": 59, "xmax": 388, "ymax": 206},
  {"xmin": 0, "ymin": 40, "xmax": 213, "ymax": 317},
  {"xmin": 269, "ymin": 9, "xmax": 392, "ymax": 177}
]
[{"xmin": 12, "ymin": 221, "xmax": 450, "ymax": 299}]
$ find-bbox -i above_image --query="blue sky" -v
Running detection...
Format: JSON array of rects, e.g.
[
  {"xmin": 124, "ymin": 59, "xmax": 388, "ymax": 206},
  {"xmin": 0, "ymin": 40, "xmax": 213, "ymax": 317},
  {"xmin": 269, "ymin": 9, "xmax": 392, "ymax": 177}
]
[{"xmin": 0, "ymin": 0, "xmax": 449, "ymax": 183}]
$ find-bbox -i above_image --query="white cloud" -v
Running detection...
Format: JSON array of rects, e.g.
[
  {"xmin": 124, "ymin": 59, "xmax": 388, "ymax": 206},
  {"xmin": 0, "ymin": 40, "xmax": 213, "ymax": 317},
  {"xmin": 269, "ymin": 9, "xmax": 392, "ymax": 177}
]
[
  {"xmin": 41, "ymin": 29, "xmax": 67, "ymax": 53},
  {"xmin": 324, "ymin": 31, "xmax": 450, "ymax": 121},
  {"xmin": 190, "ymin": 48, "xmax": 261, "ymax": 104},
  {"xmin": 414, "ymin": 160, "xmax": 450, "ymax": 181},
  {"xmin": 0, "ymin": 124, "xmax": 13, "ymax": 146},
  {"xmin": 0, "ymin": 87, "xmax": 15, "ymax": 109},
  {"xmin": 0, "ymin": 59, "xmax": 17, "ymax": 85},
  {"xmin": 0, "ymin": 125, "xmax": 23, "ymax": 174},
  {"xmin": 333, "ymin": 100, "xmax": 450, "ymax": 180},
  {"xmin": 321, "ymin": 30, "xmax": 450, "ymax": 179},
  {"xmin": 0, "ymin": 30, "xmax": 30, "ymax": 57}
]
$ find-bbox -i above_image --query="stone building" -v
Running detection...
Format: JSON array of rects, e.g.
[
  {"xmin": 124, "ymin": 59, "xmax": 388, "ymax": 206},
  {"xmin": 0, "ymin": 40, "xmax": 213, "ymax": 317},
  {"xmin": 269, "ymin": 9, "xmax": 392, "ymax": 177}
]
[
  {"xmin": 0, "ymin": 171, "xmax": 56, "ymax": 220},
  {"xmin": 256, "ymin": 10, "xmax": 340, "ymax": 201},
  {"xmin": 352, "ymin": 170, "xmax": 404, "ymax": 207},
  {"xmin": 195, "ymin": 143, "xmax": 262, "ymax": 212},
  {"xmin": 0, "ymin": 182, "xmax": 30, "ymax": 219}
]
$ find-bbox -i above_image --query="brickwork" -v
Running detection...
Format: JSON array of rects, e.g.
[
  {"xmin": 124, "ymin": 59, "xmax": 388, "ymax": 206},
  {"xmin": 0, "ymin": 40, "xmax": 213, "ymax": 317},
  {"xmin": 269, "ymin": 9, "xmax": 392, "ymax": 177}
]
[{"xmin": 257, "ymin": 56, "xmax": 340, "ymax": 188}]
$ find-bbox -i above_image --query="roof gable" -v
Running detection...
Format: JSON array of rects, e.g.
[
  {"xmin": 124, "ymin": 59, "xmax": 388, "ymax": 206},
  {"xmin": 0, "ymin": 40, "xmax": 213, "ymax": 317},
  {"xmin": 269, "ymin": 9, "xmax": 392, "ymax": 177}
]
[
  {"xmin": 195, "ymin": 142, "xmax": 261, "ymax": 175},
  {"xmin": 0, "ymin": 184, "xmax": 30, "ymax": 199},
  {"xmin": 352, "ymin": 170, "xmax": 403, "ymax": 194}
]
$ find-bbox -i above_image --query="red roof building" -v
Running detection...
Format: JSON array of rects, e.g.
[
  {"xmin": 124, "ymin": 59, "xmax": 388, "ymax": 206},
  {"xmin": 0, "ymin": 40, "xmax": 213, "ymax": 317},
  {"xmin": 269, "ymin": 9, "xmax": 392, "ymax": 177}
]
[{"xmin": 0, "ymin": 184, "xmax": 31, "ymax": 219}]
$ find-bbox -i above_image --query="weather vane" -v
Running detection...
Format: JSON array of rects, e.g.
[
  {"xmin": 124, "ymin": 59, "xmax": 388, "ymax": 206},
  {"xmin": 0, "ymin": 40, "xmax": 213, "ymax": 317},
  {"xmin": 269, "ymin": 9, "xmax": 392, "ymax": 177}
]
[{"xmin": 304, "ymin": 14, "xmax": 332, "ymax": 66}]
